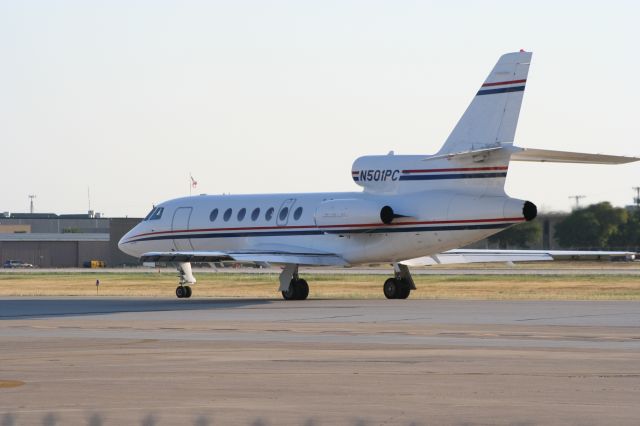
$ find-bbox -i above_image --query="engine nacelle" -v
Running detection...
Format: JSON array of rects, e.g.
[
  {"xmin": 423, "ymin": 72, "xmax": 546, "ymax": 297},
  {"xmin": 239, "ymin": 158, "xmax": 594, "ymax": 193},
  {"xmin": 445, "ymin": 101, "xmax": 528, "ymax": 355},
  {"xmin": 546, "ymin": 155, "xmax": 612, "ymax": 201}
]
[{"xmin": 314, "ymin": 199, "xmax": 397, "ymax": 227}]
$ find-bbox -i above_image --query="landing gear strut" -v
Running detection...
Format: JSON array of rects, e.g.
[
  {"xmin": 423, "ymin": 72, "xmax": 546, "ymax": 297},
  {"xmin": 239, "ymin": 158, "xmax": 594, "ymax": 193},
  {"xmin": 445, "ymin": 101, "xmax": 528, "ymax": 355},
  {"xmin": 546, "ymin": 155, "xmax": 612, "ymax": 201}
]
[
  {"xmin": 279, "ymin": 264, "xmax": 309, "ymax": 300},
  {"xmin": 384, "ymin": 263, "xmax": 416, "ymax": 299}
]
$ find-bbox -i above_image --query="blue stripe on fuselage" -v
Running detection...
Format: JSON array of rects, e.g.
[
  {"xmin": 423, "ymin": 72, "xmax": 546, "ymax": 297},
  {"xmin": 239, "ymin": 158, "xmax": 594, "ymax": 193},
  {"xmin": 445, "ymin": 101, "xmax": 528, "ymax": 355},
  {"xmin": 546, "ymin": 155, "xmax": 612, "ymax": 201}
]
[
  {"xmin": 476, "ymin": 86, "xmax": 525, "ymax": 96},
  {"xmin": 399, "ymin": 172, "xmax": 507, "ymax": 181}
]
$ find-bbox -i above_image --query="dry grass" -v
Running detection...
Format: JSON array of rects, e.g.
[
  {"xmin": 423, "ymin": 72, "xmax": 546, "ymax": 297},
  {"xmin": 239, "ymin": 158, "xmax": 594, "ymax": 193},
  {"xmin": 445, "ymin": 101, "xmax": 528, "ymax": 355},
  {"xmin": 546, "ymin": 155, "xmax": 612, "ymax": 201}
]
[{"xmin": 0, "ymin": 271, "xmax": 639, "ymax": 300}]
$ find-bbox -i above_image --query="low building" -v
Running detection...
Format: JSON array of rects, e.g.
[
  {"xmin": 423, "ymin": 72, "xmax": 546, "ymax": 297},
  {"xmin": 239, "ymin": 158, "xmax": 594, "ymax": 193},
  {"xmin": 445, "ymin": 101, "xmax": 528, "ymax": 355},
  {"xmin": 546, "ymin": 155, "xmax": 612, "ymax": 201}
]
[{"xmin": 0, "ymin": 214, "xmax": 141, "ymax": 267}]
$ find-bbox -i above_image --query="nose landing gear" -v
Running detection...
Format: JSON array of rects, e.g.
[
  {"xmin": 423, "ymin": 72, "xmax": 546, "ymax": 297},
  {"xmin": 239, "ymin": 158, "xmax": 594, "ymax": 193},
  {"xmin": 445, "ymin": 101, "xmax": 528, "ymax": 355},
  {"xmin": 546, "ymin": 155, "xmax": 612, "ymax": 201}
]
[
  {"xmin": 175, "ymin": 262, "xmax": 196, "ymax": 299},
  {"xmin": 176, "ymin": 285, "xmax": 192, "ymax": 298}
]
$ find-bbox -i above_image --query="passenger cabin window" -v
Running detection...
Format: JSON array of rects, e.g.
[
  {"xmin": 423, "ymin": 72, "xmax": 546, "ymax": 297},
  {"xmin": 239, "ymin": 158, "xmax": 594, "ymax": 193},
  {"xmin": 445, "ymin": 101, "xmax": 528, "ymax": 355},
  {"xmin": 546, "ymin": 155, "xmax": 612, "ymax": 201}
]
[
  {"xmin": 209, "ymin": 208, "xmax": 219, "ymax": 222},
  {"xmin": 251, "ymin": 208, "xmax": 260, "ymax": 221},
  {"xmin": 237, "ymin": 208, "xmax": 246, "ymax": 221},
  {"xmin": 223, "ymin": 208, "xmax": 232, "ymax": 221},
  {"xmin": 293, "ymin": 206, "xmax": 303, "ymax": 220},
  {"xmin": 149, "ymin": 207, "xmax": 164, "ymax": 220},
  {"xmin": 279, "ymin": 207, "xmax": 289, "ymax": 221},
  {"xmin": 265, "ymin": 207, "xmax": 275, "ymax": 221}
]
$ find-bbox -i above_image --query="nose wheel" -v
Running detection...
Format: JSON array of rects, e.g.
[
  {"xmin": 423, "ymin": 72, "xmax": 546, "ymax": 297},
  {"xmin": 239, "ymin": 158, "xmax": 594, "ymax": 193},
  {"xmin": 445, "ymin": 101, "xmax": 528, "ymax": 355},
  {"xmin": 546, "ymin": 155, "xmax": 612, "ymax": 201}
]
[{"xmin": 176, "ymin": 285, "xmax": 192, "ymax": 298}]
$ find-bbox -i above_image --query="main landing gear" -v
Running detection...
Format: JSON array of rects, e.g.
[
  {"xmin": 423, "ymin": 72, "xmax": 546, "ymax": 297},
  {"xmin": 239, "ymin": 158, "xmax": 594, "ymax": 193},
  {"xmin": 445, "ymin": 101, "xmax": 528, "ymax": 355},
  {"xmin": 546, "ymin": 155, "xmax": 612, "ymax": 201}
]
[
  {"xmin": 279, "ymin": 264, "xmax": 309, "ymax": 300},
  {"xmin": 383, "ymin": 263, "xmax": 416, "ymax": 299},
  {"xmin": 282, "ymin": 278, "xmax": 309, "ymax": 300},
  {"xmin": 175, "ymin": 262, "xmax": 196, "ymax": 299}
]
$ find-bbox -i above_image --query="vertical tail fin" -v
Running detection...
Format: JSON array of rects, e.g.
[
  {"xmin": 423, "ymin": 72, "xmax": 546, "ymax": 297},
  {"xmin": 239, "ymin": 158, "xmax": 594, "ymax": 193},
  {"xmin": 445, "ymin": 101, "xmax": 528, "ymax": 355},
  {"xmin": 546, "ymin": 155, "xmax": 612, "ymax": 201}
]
[{"xmin": 437, "ymin": 51, "xmax": 532, "ymax": 155}]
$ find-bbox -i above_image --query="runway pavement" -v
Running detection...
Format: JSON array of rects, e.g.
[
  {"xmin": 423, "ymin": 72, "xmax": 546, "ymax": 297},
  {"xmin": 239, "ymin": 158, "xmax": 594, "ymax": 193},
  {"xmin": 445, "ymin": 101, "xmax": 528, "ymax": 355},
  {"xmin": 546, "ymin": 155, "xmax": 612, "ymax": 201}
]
[{"xmin": 1, "ymin": 297, "xmax": 639, "ymax": 425}]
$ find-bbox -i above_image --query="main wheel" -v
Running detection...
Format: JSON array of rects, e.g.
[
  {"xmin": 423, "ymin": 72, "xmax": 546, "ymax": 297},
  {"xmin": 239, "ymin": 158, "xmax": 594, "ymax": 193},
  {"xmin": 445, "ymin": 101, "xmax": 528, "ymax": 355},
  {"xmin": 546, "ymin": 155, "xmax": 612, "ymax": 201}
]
[
  {"xmin": 184, "ymin": 286, "xmax": 192, "ymax": 298},
  {"xmin": 383, "ymin": 278, "xmax": 399, "ymax": 299},
  {"xmin": 281, "ymin": 280, "xmax": 296, "ymax": 300},
  {"xmin": 281, "ymin": 279, "xmax": 309, "ymax": 300},
  {"xmin": 176, "ymin": 286, "xmax": 187, "ymax": 298},
  {"xmin": 396, "ymin": 280, "xmax": 411, "ymax": 299},
  {"xmin": 295, "ymin": 279, "xmax": 309, "ymax": 300}
]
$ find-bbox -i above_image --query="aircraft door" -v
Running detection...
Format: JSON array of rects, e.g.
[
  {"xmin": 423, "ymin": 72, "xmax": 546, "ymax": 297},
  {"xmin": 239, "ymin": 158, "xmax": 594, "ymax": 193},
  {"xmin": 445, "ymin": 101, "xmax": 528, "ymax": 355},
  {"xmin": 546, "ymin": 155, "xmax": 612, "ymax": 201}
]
[
  {"xmin": 171, "ymin": 207, "xmax": 194, "ymax": 251},
  {"xmin": 276, "ymin": 198, "xmax": 296, "ymax": 226}
]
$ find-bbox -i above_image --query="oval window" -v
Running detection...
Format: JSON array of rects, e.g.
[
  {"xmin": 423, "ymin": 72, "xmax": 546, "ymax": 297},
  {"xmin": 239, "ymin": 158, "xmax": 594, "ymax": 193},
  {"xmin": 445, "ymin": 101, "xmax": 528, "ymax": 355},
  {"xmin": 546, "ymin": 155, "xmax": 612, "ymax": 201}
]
[
  {"xmin": 265, "ymin": 207, "xmax": 275, "ymax": 221},
  {"xmin": 279, "ymin": 207, "xmax": 289, "ymax": 221},
  {"xmin": 251, "ymin": 208, "xmax": 260, "ymax": 221},
  {"xmin": 209, "ymin": 208, "xmax": 219, "ymax": 222},
  {"xmin": 237, "ymin": 208, "xmax": 246, "ymax": 221},
  {"xmin": 223, "ymin": 208, "xmax": 232, "ymax": 221},
  {"xmin": 293, "ymin": 206, "xmax": 303, "ymax": 220}
]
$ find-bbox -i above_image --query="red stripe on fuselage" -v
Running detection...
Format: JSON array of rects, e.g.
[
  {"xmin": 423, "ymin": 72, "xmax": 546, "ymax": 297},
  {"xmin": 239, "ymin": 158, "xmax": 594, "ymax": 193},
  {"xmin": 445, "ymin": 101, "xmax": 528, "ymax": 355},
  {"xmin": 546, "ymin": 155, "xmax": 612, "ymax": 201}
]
[
  {"xmin": 481, "ymin": 79, "xmax": 526, "ymax": 87},
  {"xmin": 127, "ymin": 216, "xmax": 525, "ymax": 240},
  {"xmin": 401, "ymin": 166, "xmax": 508, "ymax": 174}
]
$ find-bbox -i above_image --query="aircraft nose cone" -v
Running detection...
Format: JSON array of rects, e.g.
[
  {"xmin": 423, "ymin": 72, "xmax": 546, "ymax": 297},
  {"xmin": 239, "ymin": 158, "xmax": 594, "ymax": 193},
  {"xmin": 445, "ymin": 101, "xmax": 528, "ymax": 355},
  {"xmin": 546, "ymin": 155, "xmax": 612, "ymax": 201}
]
[{"xmin": 118, "ymin": 231, "xmax": 136, "ymax": 256}]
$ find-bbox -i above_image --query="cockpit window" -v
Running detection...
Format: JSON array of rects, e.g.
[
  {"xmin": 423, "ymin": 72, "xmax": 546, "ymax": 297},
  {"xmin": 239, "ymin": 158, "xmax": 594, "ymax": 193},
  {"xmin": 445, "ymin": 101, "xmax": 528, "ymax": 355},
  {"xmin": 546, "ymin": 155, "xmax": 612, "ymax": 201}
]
[
  {"xmin": 144, "ymin": 208, "xmax": 156, "ymax": 221},
  {"xmin": 149, "ymin": 207, "xmax": 164, "ymax": 220}
]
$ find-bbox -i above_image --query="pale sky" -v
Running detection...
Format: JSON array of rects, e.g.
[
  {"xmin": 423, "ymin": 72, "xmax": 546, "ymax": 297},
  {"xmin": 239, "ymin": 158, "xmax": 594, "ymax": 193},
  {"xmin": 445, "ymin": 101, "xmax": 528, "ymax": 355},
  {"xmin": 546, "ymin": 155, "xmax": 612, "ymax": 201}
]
[{"xmin": 1, "ymin": 1, "xmax": 639, "ymax": 217}]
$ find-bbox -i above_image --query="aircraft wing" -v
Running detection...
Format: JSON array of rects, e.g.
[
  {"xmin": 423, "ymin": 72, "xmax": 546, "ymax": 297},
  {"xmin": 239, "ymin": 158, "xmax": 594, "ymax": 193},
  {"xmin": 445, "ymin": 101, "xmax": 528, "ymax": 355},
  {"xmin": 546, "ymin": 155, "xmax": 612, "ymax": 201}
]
[
  {"xmin": 140, "ymin": 248, "xmax": 348, "ymax": 266},
  {"xmin": 401, "ymin": 249, "xmax": 636, "ymax": 266}
]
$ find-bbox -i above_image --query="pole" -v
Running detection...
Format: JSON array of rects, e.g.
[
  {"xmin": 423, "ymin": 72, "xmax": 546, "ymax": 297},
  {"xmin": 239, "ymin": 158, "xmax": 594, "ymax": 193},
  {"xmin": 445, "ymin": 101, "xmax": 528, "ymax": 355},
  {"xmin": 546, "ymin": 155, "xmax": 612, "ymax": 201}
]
[
  {"xmin": 633, "ymin": 187, "xmax": 640, "ymax": 209},
  {"xmin": 28, "ymin": 195, "xmax": 36, "ymax": 214},
  {"xmin": 568, "ymin": 195, "xmax": 586, "ymax": 210}
]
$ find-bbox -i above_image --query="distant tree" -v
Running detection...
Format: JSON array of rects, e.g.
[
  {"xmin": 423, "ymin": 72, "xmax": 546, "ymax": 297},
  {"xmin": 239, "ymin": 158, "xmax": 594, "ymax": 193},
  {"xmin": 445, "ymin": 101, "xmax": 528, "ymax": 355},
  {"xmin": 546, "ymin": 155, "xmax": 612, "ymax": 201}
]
[
  {"xmin": 554, "ymin": 202, "xmax": 628, "ymax": 249},
  {"xmin": 488, "ymin": 220, "xmax": 541, "ymax": 249},
  {"xmin": 609, "ymin": 209, "xmax": 640, "ymax": 250}
]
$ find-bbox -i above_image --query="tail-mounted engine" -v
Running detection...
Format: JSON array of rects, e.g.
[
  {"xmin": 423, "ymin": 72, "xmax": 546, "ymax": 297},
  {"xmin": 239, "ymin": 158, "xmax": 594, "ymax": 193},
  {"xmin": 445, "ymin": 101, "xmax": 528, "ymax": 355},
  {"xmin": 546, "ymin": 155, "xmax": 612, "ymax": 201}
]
[{"xmin": 314, "ymin": 199, "xmax": 401, "ymax": 228}]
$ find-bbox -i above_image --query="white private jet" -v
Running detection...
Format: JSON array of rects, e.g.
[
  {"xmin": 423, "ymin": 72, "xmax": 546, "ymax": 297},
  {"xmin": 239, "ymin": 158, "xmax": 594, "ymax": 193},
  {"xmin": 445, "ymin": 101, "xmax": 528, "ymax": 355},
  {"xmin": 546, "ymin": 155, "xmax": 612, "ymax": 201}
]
[{"xmin": 118, "ymin": 51, "xmax": 638, "ymax": 300}]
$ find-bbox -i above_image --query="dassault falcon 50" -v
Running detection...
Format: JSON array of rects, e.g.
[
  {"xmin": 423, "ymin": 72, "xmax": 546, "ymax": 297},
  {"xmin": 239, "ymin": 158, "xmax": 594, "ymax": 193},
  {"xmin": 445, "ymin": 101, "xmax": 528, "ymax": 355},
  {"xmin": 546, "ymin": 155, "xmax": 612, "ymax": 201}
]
[{"xmin": 119, "ymin": 51, "xmax": 638, "ymax": 300}]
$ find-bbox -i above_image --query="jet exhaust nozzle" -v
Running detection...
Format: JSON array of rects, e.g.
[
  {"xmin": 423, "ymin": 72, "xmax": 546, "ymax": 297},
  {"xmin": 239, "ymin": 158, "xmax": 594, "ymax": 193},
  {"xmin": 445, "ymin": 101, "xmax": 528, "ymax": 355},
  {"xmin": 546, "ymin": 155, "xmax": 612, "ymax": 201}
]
[
  {"xmin": 523, "ymin": 201, "xmax": 537, "ymax": 221},
  {"xmin": 380, "ymin": 206, "xmax": 394, "ymax": 224}
]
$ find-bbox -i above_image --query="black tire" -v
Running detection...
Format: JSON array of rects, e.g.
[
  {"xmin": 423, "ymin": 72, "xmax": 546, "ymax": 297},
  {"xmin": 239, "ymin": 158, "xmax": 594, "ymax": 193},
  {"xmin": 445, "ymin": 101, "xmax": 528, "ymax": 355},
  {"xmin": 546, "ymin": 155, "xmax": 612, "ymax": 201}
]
[
  {"xmin": 295, "ymin": 279, "xmax": 309, "ymax": 300},
  {"xmin": 281, "ymin": 280, "xmax": 296, "ymax": 300},
  {"xmin": 282, "ymin": 279, "xmax": 309, "ymax": 300},
  {"xmin": 184, "ymin": 286, "xmax": 192, "ymax": 298},
  {"xmin": 383, "ymin": 278, "xmax": 398, "ymax": 299},
  {"xmin": 396, "ymin": 280, "xmax": 411, "ymax": 299},
  {"xmin": 176, "ymin": 286, "xmax": 186, "ymax": 298}
]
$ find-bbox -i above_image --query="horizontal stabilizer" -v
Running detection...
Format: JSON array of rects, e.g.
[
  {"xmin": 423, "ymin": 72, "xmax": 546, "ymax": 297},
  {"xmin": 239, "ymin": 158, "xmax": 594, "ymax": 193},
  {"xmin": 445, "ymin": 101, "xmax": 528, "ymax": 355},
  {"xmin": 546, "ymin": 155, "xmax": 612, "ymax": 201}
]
[{"xmin": 511, "ymin": 148, "xmax": 639, "ymax": 164}]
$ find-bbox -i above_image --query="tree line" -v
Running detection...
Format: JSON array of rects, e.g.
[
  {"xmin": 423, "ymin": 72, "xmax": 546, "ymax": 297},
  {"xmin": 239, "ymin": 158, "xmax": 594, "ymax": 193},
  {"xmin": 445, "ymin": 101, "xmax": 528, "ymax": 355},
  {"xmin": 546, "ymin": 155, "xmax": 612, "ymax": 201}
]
[{"xmin": 488, "ymin": 202, "xmax": 640, "ymax": 251}]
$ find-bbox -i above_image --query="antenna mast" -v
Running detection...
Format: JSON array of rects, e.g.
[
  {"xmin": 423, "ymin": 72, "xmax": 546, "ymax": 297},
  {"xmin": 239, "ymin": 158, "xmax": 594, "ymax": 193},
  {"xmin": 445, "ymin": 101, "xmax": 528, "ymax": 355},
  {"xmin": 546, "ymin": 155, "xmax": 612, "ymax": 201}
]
[
  {"xmin": 568, "ymin": 195, "xmax": 586, "ymax": 210},
  {"xmin": 28, "ymin": 194, "xmax": 36, "ymax": 214}
]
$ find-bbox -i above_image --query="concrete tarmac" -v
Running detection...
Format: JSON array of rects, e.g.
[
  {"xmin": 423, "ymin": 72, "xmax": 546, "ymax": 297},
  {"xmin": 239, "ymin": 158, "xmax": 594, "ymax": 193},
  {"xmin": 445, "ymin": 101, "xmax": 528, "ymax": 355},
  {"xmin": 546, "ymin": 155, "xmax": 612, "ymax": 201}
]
[{"xmin": 1, "ymin": 298, "xmax": 639, "ymax": 425}]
